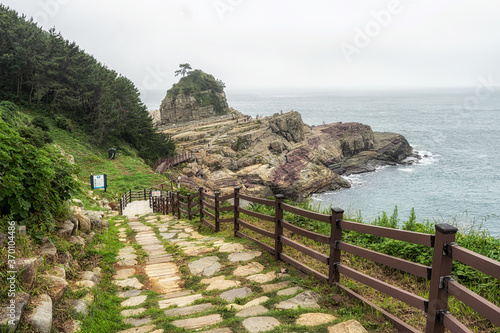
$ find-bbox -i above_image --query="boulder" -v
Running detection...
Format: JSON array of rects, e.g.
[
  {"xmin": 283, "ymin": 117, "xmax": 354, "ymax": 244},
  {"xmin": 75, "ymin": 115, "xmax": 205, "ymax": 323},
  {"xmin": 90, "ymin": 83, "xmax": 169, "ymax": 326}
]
[
  {"xmin": 74, "ymin": 213, "xmax": 91, "ymax": 231},
  {"xmin": 57, "ymin": 220, "xmax": 76, "ymax": 238},
  {"xmin": 83, "ymin": 210, "xmax": 104, "ymax": 228},
  {"xmin": 69, "ymin": 236, "xmax": 86, "ymax": 248},
  {"xmin": 71, "ymin": 199, "xmax": 84, "ymax": 208},
  {"xmin": 14, "ymin": 258, "xmax": 38, "ymax": 288},
  {"xmin": 0, "ymin": 292, "xmax": 29, "ymax": 332},
  {"xmin": 40, "ymin": 275, "xmax": 68, "ymax": 303},
  {"xmin": 27, "ymin": 294, "xmax": 52, "ymax": 333},
  {"xmin": 41, "ymin": 242, "xmax": 57, "ymax": 261},
  {"xmin": 70, "ymin": 299, "xmax": 88, "ymax": 318},
  {"xmin": 328, "ymin": 319, "xmax": 368, "ymax": 333},
  {"xmin": 50, "ymin": 266, "xmax": 66, "ymax": 280},
  {"xmin": 81, "ymin": 271, "xmax": 100, "ymax": 284}
]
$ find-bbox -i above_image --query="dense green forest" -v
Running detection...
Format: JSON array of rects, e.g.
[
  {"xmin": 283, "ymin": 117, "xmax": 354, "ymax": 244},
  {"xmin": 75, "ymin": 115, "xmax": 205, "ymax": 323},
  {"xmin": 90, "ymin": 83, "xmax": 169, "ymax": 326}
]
[{"xmin": 0, "ymin": 5, "xmax": 175, "ymax": 165}]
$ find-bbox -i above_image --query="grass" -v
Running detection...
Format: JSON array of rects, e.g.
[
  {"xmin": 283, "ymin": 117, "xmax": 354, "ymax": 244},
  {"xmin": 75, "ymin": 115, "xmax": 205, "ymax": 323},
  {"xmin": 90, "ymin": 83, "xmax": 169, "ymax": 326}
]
[
  {"xmin": 239, "ymin": 201, "xmax": 500, "ymax": 333},
  {"xmin": 44, "ymin": 116, "xmax": 169, "ymax": 204}
]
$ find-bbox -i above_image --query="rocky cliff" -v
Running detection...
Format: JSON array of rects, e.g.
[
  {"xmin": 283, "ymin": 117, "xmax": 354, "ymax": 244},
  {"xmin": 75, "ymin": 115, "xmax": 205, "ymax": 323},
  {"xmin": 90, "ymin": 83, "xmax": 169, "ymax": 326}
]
[
  {"xmin": 160, "ymin": 111, "xmax": 414, "ymax": 200},
  {"xmin": 160, "ymin": 91, "xmax": 229, "ymax": 124},
  {"xmin": 160, "ymin": 69, "xmax": 229, "ymax": 125}
]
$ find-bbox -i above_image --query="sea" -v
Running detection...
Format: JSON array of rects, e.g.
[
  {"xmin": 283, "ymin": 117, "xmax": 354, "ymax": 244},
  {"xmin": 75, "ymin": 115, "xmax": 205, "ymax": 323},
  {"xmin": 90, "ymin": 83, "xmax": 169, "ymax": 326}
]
[{"xmin": 143, "ymin": 89, "xmax": 500, "ymax": 237}]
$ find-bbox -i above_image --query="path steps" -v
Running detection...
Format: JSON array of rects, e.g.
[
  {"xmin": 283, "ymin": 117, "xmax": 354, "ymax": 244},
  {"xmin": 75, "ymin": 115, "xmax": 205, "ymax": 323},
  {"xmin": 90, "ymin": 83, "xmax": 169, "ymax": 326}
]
[{"xmin": 112, "ymin": 200, "xmax": 368, "ymax": 332}]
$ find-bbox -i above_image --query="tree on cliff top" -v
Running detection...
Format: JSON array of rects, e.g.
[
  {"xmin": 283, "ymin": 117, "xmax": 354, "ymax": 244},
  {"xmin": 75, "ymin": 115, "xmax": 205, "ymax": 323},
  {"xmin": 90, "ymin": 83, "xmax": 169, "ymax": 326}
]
[{"xmin": 175, "ymin": 63, "xmax": 192, "ymax": 77}]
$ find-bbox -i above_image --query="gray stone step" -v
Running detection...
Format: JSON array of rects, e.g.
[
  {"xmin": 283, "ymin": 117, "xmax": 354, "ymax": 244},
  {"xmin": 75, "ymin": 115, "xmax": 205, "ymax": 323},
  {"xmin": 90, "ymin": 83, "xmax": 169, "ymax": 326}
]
[
  {"xmin": 158, "ymin": 294, "xmax": 203, "ymax": 309},
  {"xmin": 171, "ymin": 314, "xmax": 223, "ymax": 330},
  {"xmin": 163, "ymin": 303, "xmax": 213, "ymax": 317}
]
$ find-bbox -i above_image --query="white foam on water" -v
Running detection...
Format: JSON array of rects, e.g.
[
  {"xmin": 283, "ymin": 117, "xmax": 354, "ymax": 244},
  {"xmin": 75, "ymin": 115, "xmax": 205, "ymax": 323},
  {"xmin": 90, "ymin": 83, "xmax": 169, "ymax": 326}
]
[
  {"xmin": 413, "ymin": 150, "xmax": 440, "ymax": 166},
  {"xmin": 398, "ymin": 168, "xmax": 414, "ymax": 172}
]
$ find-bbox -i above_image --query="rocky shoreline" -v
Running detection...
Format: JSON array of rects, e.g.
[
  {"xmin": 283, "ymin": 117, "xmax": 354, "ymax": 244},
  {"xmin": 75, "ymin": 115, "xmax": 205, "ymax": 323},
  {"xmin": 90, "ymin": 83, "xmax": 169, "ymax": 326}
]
[{"xmin": 159, "ymin": 111, "xmax": 416, "ymax": 200}]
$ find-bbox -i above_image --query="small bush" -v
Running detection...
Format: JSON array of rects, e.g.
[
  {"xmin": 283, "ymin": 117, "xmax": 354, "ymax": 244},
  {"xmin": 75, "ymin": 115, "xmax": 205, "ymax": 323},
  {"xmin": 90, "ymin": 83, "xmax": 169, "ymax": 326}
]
[
  {"xmin": 55, "ymin": 115, "xmax": 71, "ymax": 131},
  {"xmin": 31, "ymin": 116, "xmax": 50, "ymax": 131}
]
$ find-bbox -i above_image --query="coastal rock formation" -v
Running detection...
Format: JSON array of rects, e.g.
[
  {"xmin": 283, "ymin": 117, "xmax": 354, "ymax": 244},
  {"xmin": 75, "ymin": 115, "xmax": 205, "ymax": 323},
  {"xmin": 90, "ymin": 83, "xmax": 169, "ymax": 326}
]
[
  {"xmin": 160, "ymin": 111, "xmax": 414, "ymax": 199},
  {"xmin": 160, "ymin": 91, "xmax": 228, "ymax": 124},
  {"xmin": 160, "ymin": 69, "xmax": 229, "ymax": 125}
]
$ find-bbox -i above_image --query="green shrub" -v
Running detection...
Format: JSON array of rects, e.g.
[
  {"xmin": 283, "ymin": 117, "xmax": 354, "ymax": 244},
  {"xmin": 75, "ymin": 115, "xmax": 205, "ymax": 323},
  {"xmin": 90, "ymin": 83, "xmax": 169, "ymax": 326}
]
[
  {"xmin": 54, "ymin": 115, "xmax": 71, "ymax": 131},
  {"xmin": 17, "ymin": 125, "xmax": 53, "ymax": 147},
  {"xmin": 31, "ymin": 116, "xmax": 50, "ymax": 131},
  {"xmin": 0, "ymin": 101, "xmax": 20, "ymax": 124},
  {"xmin": 0, "ymin": 117, "xmax": 79, "ymax": 239}
]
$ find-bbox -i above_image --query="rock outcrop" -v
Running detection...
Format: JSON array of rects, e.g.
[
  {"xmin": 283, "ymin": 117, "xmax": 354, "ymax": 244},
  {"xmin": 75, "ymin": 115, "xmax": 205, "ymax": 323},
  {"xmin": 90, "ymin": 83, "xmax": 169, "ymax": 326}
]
[
  {"xmin": 160, "ymin": 111, "xmax": 414, "ymax": 200},
  {"xmin": 160, "ymin": 69, "xmax": 229, "ymax": 125},
  {"xmin": 160, "ymin": 91, "xmax": 228, "ymax": 124}
]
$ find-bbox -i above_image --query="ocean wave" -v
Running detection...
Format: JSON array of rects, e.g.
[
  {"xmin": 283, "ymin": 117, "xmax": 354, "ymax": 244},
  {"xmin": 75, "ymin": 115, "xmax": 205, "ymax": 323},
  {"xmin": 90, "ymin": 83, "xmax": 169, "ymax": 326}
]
[
  {"xmin": 344, "ymin": 174, "xmax": 363, "ymax": 187},
  {"xmin": 404, "ymin": 150, "xmax": 439, "ymax": 166},
  {"xmin": 398, "ymin": 168, "xmax": 414, "ymax": 172}
]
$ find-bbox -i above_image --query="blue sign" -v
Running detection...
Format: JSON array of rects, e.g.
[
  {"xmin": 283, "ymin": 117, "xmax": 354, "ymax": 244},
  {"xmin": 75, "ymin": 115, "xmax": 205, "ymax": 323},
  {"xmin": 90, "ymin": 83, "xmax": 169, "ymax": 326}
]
[{"xmin": 91, "ymin": 174, "xmax": 107, "ymax": 191}]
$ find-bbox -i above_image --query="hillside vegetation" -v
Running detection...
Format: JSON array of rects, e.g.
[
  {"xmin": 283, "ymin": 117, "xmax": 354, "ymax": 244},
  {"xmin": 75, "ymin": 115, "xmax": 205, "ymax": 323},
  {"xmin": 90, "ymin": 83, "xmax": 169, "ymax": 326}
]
[{"xmin": 0, "ymin": 5, "xmax": 175, "ymax": 166}]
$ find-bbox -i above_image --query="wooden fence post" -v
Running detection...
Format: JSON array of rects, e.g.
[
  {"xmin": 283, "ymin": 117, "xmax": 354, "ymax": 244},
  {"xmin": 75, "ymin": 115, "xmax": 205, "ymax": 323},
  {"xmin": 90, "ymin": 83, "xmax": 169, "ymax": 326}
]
[
  {"xmin": 234, "ymin": 187, "xmax": 240, "ymax": 237},
  {"xmin": 330, "ymin": 207, "xmax": 344, "ymax": 285},
  {"xmin": 129, "ymin": 189, "xmax": 132, "ymax": 203},
  {"xmin": 425, "ymin": 224, "xmax": 458, "ymax": 333},
  {"xmin": 120, "ymin": 197, "xmax": 123, "ymax": 215},
  {"xmin": 144, "ymin": 188, "xmax": 146, "ymax": 200},
  {"xmin": 187, "ymin": 193, "xmax": 192, "ymax": 220},
  {"xmin": 274, "ymin": 194, "xmax": 285, "ymax": 261},
  {"xmin": 214, "ymin": 191, "xmax": 220, "ymax": 232},
  {"xmin": 199, "ymin": 187, "xmax": 204, "ymax": 228},
  {"xmin": 177, "ymin": 191, "xmax": 181, "ymax": 219}
]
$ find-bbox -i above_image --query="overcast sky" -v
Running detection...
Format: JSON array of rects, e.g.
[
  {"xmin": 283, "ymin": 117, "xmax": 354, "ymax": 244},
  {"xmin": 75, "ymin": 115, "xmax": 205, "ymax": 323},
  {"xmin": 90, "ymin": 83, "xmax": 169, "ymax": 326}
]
[{"xmin": 3, "ymin": 0, "xmax": 500, "ymax": 107}]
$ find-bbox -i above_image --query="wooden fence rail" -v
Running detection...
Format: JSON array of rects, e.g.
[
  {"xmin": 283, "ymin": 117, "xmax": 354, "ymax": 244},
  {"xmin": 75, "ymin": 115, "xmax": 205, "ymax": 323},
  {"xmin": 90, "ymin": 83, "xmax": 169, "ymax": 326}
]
[
  {"xmin": 119, "ymin": 187, "xmax": 197, "ymax": 220},
  {"xmin": 153, "ymin": 152, "xmax": 195, "ymax": 175},
  {"xmin": 194, "ymin": 186, "xmax": 500, "ymax": 333}
]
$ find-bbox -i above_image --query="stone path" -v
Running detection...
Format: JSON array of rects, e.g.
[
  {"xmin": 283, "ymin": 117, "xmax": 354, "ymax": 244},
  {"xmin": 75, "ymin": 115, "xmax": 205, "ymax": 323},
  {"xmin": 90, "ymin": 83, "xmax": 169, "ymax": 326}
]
[{"xmin": 111, "ymin": 202, "xmax": 368, "ymax": 333}]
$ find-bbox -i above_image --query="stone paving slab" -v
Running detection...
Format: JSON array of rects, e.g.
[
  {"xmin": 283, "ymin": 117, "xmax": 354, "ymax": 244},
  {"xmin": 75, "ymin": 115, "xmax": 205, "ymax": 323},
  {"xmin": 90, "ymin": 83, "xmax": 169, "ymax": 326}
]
[
  {"xmin": 124, "ymin": 316, "xmax": 152, "ymax": 327},
  {"xmin": 199, "ymin": 329, "xmax": 233, "ymax": 333},
  {"xmin": 275, "ymin": 291, "xmax": 320, "ymax": 310},
  {"xmin": 159, "ymin": 290, "xmax": 191, "ymax": 299},
  {"xmin": 116, "ymin": 325, "xmax": 157, "ymax": 333},
  {"xmin": 226, "ymin": 296, "xmax": 269, "ymax": 311},
  {"xmin": 276, "ymin": 286, "xmax": 303, "ymax": 296},
  {"xmin": 117, "ymin": 290, "xmax": 143, "ymax": 298},
  {"xmin": 121, "ymin": 295, "xmax": 147, "ymax": 307},
  {"xmin": 121, "ymin": 308, "xmax": 147, "ymax": 317},
  {"xmin": 114, "ymin": 278, "xmax": 144, "ymax": 289},
  {"xmin": 188, "ymin": 256, "xmax": 221, "ymax": 277},
  {"xmin": 261, "ymin": 281, "xmax": 290, "ymax": 293},
  {"xmin": 218, "ymin": 243, "xmax": 245, "ymax": 253},
  {"xmin": 242, "ymin": 316, "xmax": 280, "ymax": 333},
  {"xmin": 328, "ymin": 319, "xmax": 368, "ymax": 333},
  {"xmin": 233, "ymin": 262, "xmax": 265, "ymax": 276},
  {"xmin": 158, "ymin": 294, "xmax": 203, "ymax": 309},
  {"xmin": 114, "ymin": 268, "xmax": 136, "ymax": 280},
  {"xmin": 163, "ymin": 303, "xmax": 213, "ymax": 317},
  {"xmin": 220, "ymin": 287, "xmax": 253, "ymax": 302},
  {"xmin": 235, "ymin": 305, "xmax": 268, "ymax": 318},
  {"xmin": 228, "ymin": 251, "xmax": 261, "ymax": 262},
  {"xmin": 296, "ymin": 313, "xmax": 337, "ymax": 326},
  {"xmin": 246, "ymin": 272, "xmax": 276, "ymax": 283},
  {"xmin": 171, "ymin": 314, "xmax": 223, "ymax": 330}
]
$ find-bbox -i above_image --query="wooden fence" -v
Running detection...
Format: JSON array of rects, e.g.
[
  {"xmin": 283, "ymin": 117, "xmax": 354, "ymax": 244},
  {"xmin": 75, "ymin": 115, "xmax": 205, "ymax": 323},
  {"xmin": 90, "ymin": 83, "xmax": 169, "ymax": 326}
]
[
  {"xmin": 119, "ymin": 189, "xmax": 150, "ymax": 215},
  {"xmin": 150, "ymin": 191, "xmax": 198, "ymax": 221},
  {"xmin": 196, "ymin": 186, "xmax": 500, "ymax": 333}
]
